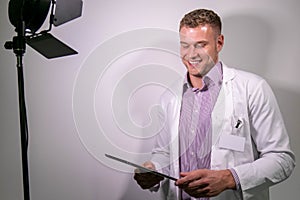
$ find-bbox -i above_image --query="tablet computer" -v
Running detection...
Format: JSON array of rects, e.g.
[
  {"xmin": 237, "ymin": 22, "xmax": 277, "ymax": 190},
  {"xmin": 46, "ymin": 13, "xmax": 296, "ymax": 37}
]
[{"xmin": 105, "ymin": 153, "xmax": 177, "ymax": 181}]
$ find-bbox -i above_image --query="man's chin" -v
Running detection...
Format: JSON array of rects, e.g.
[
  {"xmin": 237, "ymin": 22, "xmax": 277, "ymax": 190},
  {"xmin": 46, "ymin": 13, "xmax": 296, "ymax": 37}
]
[{"xmin": 189, "ymin": 70, "xmax": 204, "ymax": 78}]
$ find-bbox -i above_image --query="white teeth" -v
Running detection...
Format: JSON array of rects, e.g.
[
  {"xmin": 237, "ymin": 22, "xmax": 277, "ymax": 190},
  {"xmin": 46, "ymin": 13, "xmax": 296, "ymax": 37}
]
[{"xmin": 189, "ymin": 61, "xmax": 200, "ymax": 65}]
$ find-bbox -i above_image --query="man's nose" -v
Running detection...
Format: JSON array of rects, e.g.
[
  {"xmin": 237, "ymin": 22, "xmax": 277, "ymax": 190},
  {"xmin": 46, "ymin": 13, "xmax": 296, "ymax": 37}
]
[{"xmin": 187, "ymin": 46, "xmax": 198, "ymax": 59}]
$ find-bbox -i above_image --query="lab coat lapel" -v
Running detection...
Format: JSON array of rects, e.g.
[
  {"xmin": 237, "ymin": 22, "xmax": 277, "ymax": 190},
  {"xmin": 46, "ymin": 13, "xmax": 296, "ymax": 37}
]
[{"xmin": 211, "ymin": 64, "xmax": 235, "ymax": 145}]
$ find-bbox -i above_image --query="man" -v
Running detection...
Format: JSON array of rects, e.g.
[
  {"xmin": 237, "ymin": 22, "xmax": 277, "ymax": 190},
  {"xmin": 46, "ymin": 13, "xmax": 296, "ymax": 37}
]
[{"xmin": 134, "ymin": 9, "xmax": 295, "ymax": 200}]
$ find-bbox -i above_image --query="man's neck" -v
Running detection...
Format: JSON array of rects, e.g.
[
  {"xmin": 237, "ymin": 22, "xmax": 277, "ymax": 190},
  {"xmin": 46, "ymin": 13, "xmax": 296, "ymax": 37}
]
[{"xmin": 188, "ymin": 74, "xmax": 204, "ymax": 89}]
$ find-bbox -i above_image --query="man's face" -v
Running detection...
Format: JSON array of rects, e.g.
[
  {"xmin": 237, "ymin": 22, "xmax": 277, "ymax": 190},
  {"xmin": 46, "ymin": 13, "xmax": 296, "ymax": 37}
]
[{"xmin": 179, "ymin": 25, "xmax": 224, "ymax": 77}]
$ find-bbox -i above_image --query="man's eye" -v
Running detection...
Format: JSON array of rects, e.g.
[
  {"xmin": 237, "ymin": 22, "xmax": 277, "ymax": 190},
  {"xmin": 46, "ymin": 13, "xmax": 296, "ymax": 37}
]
[
  {"xmin": 180, "ymin": 43, "xmax": 189, "ymax": 49},
  {"xmin": 195, "ymin": 43, "xmax": 206, "ymax": 49}
]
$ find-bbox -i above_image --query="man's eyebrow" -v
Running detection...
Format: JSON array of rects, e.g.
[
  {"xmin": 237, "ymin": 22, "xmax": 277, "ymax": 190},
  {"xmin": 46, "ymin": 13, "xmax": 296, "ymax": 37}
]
[
  {"xmin": 195, "ymin": 41, "xmax": 208, "ymax": 44},
  {"xmin": 180, "ymin": 41, "xmax": 207, "ymax": 45}
]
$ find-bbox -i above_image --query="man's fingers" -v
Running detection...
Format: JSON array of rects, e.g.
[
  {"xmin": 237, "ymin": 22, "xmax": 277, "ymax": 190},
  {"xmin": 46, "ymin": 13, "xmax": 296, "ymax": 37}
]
[
  {"xmin": 186, "ymin": 187, "xmax": 210, "ymax": 198},
  {"xmin": 133, "ymin": 161, "xmax": 164, "ymax": 190},
  {"xmin": 176, "ymin": 171, "xmax": 199, "ymax": 186},
  {"xmin": 134, "ymin": 172, "xmax": 163, "ymax": 189},
  {"xmin": 188, "ymin": 178, "xmax": 208, "ymax": 189}
]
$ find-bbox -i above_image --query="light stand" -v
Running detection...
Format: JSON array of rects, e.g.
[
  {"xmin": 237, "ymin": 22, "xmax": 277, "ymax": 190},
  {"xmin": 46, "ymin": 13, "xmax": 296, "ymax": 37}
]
[
  {"xmin": 4, "ymin": 1, "xmax": 83, "ymax": 200},
  {"xmin": 5, "ymin": 19, "xmax": 30, "ymax": 200}
]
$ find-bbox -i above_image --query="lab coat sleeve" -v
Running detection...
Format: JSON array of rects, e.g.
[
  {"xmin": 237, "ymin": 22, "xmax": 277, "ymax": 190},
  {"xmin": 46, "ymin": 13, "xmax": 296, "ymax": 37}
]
[
  {"xmin": 148, "ymin": 98, "xmax": 173, "ymax": 195},
  {"xmin": 233, "ymin": 79, "xmax": 295, "ymax": 197},
  {"xmin": 151, "ymin": 97, "xmax": 172, "ymax": 175}
]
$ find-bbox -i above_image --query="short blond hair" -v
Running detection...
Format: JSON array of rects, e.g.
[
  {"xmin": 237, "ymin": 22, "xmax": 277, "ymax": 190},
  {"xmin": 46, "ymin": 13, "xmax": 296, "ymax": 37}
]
[{"xmin": 180, "ymin": 9, "xmax": 222, "ymax": 35}]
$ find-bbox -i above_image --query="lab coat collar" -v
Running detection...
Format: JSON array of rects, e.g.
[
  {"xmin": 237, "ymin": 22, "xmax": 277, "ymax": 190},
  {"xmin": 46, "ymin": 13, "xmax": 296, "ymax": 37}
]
[{"xmin": 221, "ymin": 61, "xmax": 236, "ymax": 83}]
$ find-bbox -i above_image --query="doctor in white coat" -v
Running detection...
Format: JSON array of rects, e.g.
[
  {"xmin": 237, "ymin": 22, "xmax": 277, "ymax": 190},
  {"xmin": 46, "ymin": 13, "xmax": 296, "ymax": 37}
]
[{"xmin": 134, "ymin": 9, "xmax": 295, "ymax": 200}]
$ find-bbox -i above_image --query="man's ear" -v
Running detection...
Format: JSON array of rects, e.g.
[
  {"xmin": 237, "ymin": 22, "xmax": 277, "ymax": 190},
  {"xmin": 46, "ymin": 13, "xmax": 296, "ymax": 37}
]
[{"xmin": 217, "ymin": 34, "xmax": 224, "ymax": 52}]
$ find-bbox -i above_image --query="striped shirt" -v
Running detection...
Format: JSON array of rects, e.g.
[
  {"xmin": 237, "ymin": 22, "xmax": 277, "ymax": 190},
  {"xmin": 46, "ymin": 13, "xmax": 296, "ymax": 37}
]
[{"xmin": 179, "ymin": 62, "xmax": 223, "ymax": 200}]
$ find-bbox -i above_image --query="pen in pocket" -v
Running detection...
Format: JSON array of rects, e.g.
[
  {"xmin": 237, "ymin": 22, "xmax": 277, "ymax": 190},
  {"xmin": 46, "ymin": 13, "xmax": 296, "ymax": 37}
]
[{"xmin": 235, "ymin": 119, "xmax": 242, "ymax": 128}]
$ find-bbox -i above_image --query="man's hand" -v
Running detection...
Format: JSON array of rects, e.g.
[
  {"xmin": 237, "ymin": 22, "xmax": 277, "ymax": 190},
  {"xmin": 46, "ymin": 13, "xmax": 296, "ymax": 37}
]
[
  {"xmin": 175, "ymin": 169, "xmax": 236, "ymax": 198},
  {"xmin": 133, "ymin": 161, "xmax": 164, "ymax": 190}
]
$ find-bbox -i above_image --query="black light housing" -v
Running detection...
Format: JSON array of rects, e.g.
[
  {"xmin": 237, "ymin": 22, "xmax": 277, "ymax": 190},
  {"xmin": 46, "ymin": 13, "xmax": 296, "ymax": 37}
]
[
  {"xmin": 7, "ymin": 0, "xmax": 83, "ymax": 59},
  {"xmin": 8, "ymin": 0, "xmax": 51, "ymax": 34}
]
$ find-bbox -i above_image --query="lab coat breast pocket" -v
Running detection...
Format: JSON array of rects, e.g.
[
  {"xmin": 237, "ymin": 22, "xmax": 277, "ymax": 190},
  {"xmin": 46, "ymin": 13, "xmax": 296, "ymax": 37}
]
[
  {"xmin": 211, "ymin": 116, "xmax": 253, "ymax": 169},
  {"xmin": 211, "ymin": 117, "xmax": 235, "ymax": 169},
  {"xmin": 230, "ymin": 117, "xmax": 256, "ymax": 166}
]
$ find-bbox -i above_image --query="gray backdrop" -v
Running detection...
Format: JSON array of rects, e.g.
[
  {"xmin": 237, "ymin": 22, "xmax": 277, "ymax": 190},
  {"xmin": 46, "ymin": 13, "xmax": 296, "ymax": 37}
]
[{"xmin": 1, "ymin": 0, "xmax": 299, "ymax": 199}]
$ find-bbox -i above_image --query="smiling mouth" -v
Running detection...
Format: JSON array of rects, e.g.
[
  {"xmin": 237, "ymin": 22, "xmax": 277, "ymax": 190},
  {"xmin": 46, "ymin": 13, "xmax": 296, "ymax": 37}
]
[{"xmin": 188, "ymin": 60, "xmax": 202, "ymax": 67}]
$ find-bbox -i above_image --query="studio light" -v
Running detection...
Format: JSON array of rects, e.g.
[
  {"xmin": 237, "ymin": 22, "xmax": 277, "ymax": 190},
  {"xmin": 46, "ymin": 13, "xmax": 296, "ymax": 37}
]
[
  {"xmin": 6, "ymin": 0, "xmax": 83, "ymax": 59},
  {"xmin": 4, "ymin": 1, "xmax": 83, "ymax": 200}
]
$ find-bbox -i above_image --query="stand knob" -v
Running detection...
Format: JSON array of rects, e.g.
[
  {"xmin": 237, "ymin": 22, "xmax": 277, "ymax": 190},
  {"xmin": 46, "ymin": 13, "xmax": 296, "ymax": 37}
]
[{"xmin": 4, "ymin": 41, "xmax": 13, "ymax": 50}]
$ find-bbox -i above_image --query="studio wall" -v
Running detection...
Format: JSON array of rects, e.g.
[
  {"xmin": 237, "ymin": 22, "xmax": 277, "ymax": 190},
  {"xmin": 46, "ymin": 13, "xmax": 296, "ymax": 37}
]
[{"xmin": 0, "ymin": 0, "xmax": 299, "ymax": 200}]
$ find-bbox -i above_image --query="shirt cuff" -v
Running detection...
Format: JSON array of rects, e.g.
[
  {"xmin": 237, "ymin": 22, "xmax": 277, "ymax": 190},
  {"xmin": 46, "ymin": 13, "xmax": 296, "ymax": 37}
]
[{"xmin": 229, "ymin": 168, "xmax": 241, "ymax": 191}]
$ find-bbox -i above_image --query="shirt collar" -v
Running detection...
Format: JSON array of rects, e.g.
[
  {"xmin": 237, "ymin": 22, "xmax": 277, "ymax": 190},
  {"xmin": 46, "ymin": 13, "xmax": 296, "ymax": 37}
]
[{"xmin": 184, "ymin": 61, "xmax": 223, "ymax": 92}]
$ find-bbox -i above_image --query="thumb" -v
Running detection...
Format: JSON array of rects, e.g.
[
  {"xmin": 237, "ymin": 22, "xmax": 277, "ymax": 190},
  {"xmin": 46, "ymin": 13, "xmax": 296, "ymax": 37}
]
[
  {"xmin": 143, "ymin": 161, "xmax": 155, "ymax": 170},
  {"xmin": 180, "ymin": 171, "xmax": 189, "ymax": 177}
]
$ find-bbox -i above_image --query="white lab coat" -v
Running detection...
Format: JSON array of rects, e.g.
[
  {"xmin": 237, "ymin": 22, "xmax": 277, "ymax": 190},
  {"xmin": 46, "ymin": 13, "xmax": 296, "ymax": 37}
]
[{"xmin": 150, "ymin": 63, "xmax": 295, "ymax": 200}]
